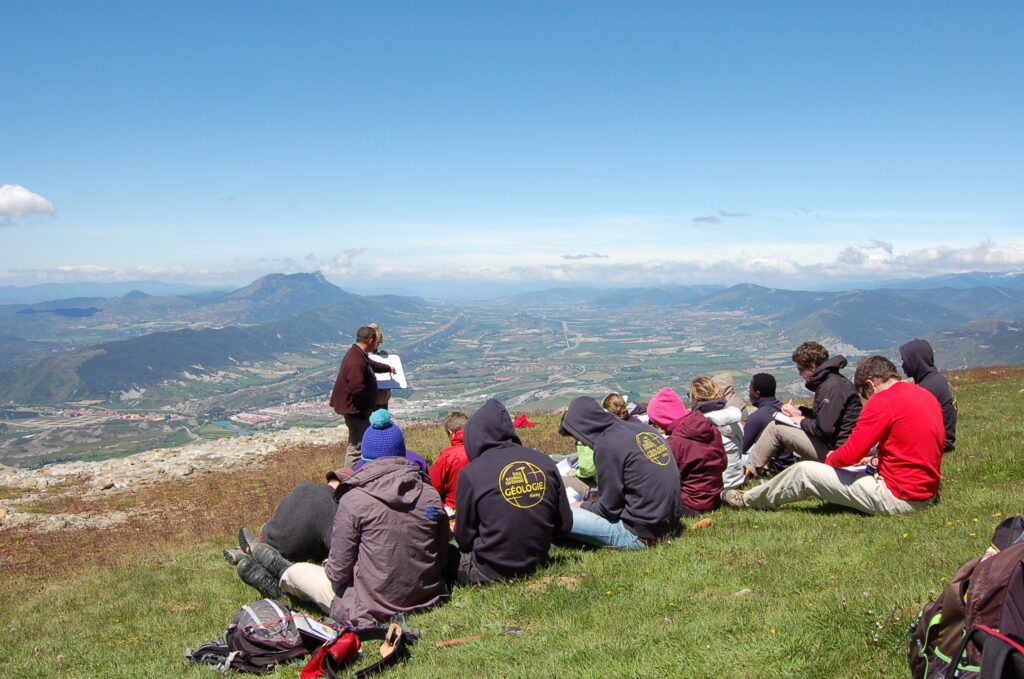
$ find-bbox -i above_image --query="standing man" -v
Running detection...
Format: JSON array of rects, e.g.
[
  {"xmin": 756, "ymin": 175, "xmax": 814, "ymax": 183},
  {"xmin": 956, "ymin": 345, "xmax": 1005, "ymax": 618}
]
[
  {"xmin": 330, "ymin": 326, "xmax": 395, "ymax": 468},
  {"xmin": 722, "ymin": 355, "xmax": 944, "ymax": 515}
]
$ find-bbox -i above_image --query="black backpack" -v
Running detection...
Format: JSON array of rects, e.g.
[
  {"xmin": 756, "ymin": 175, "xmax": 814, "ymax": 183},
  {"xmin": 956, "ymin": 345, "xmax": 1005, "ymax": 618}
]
[{"xmin": 186, "ymin": 599, "xmax": 330, "ymax": 673}]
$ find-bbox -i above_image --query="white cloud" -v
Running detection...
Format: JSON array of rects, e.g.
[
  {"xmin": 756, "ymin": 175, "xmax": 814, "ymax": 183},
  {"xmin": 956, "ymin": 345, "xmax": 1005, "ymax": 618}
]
[
  {"xmin": 0, "ymin": 184, "xmax": 56, "ymax": 221},
  {"xmin": 5, "ymin": 240, "xmax": 1024, "ymax": 294}
]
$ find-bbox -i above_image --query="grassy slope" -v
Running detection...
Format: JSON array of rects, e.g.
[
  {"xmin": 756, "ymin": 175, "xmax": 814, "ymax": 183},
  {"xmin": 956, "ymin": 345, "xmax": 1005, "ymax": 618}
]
[{"xmin": 1, "ymin": 369, "xmax": 1022, "ymax": 678}]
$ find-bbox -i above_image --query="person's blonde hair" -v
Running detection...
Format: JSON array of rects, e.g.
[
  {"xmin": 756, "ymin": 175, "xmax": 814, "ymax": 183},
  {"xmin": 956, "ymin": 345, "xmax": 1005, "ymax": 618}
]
[
  {"xmin": 367, "ymin": 322, "xmax": 384, "ymax": 346},
  {"xmin": 689, "ymin": 376, "xmax": 723, "ymax": 404},
  {"xmin": 601, "ymin": 393, "xmax": 630, "ymax": 420}
]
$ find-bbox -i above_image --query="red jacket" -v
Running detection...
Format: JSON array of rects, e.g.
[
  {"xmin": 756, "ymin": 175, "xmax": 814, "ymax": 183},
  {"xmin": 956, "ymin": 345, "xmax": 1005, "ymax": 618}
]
[
  {"xmin": 429, "ymin": 430, "xmax": 469, "ymax": 510},
  {"xmin": 826, "ymin": 381, "xmax": 944, "ymax": 501},
  {"xmin": 666, "ymin": 411, "xmax": 727, "ymax": 513}
]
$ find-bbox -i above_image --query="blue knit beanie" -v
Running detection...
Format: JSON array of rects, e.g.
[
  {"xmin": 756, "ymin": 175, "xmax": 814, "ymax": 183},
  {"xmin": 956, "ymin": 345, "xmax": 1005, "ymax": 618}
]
[{"xmin": 360, "ymin": 410, "xmax": 407, "ymax": 462}]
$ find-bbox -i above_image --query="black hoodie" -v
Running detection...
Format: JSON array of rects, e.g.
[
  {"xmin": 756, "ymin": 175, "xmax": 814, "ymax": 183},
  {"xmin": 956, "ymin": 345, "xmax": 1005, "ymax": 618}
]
[
  {"xmin": 798, "ymin": 354, "xmax": 862, "ymax": 452},
  {"xmin": 454, "ymin": 399, "xmax": 572, "ymax": 581},
  {"xmin": 560, "ymin": 397, "xmax": 680, "ymax": 539},
  {"xmin": 900, "ymin": 338, "xmax": 957, "ymax": 450}
]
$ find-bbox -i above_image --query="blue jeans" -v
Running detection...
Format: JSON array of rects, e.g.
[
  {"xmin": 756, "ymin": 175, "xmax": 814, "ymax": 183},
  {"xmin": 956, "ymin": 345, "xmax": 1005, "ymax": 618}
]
[{"xmin": 569, "ymin": 507, "xmax": 645, "ymax": 550}]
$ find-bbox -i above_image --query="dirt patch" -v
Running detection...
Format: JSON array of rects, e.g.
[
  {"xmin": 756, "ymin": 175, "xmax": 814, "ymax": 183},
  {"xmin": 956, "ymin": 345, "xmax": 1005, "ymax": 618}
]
[
  {"xmin": 0, "ymin": 442, "xmax": 345, "ymax": 581},
  {"xmin": 948, "ymin": 366, "xmax": 1024, "ymax": 386},
  {"xmin": 525, "ymin": 575, "xmax": 583, "ymax": 593}
]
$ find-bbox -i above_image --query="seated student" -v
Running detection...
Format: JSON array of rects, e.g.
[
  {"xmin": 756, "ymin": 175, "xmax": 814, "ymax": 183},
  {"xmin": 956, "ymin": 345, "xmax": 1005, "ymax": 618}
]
[
  {"xmin": 559, "ymin": 397, "xmax": 680, "ymax": 549},
  {"xmin": 688, "ymin": 377, "xmax": 745, "ymax": 490},
  {"xmin": 647, "ymin": 387, "xmax": 727, "ymax": 515},
  {"xmin": 739, "ymin": 373, "xmax": 796, "ymax": 478},
  {"xmin": 711, "ymin": 373, "xmax": 748, "ymax": 418},
  {"xmin": 900, "ymin": 338, "xmax": 957, "ymax": 452},
  {"xmin": 235, "ymin": 410, "xmax": 449, "ymax": 626},
  {"xmin": 230, "ymin": 468, "xmax": 353, "ymax": 566},
  {"xmin": 722, "ymin": 356, "xmax": 944, "ymax": 515},
  {"xmin": 452, "ymin": 399, "xmax": 571, "ymax": 585},
  {"xmin": 744, "ymin": 341, "xmax": 862, "ymax": 476},
  {"xmin": 430, "ymin": 411, "xmax": 470, "ymax": 513}
]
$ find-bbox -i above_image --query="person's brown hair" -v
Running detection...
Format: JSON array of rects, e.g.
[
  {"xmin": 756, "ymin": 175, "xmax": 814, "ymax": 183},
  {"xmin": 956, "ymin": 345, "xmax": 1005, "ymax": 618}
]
[
  {"xmin": 853, "ymin": 356, "xmax": 900, "ymax": 397},
  {"xmin": 443, "ymin": 411, "xmax": 469, "ymax": 435},
  {"xmin": 601, "ymin": 393, "xmax": 629, "ymax": 420},
  {"xmin": 792, "ymin": 341, "xmax": 829, "ymax": 371},
  {"xmin": 689, "ymin": 376, "xmax": 723, "ymax": 404}
]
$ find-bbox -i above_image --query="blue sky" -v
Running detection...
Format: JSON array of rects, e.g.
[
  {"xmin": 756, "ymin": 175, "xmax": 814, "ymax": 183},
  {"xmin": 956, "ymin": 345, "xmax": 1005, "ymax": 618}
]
[{"xmin": 2, "ymin": 1, "xmax": 1022, "ymax": 297}]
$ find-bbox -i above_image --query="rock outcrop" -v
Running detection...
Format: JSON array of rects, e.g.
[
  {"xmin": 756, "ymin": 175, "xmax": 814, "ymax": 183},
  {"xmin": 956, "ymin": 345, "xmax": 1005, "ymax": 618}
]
[{"xmin": 0, "ymin": 425, "xmax": 345, "ymax": 532}]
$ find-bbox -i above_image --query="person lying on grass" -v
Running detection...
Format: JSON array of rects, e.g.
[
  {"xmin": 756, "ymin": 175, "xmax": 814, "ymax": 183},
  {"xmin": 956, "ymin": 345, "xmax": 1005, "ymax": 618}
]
[
  {"xmin": 721, "ymin": 355, "xmax": 945, "ymax": 515},
  {"xmin": 559, "ymin": 397, "xmax": 681, "ymax": 549},
  {"xmin": 451, "ymin": 399, "xmax": 572, "ymax": 585},
  {"xmin": 228, "ymin": 467, "xmax": 352, "ymax": 566},
  {"xmin": 235, "ymin": 410, "xmax": 450, "ymax": 627}
]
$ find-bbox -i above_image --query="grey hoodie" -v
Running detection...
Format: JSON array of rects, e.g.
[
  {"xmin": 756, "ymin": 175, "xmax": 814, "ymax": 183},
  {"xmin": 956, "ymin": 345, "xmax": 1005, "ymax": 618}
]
[
  {"xmin": 325, "ymin": 456, "xmax": 449, "ymax": 626},
  {"xmin": 900, "ymin": 338, "xmax": 957, "ymax": 450},
  {"xmin": 561, "ymin": 397, "xmax": 680, "ymax": 539}
]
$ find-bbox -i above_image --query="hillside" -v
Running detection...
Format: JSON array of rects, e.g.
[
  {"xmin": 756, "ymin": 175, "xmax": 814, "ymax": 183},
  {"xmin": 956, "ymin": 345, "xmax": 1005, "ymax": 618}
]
[
  {"xmin": 1, "ymin": 367, "xmax": 1022, "ymax": 677},
  {"xmin": 0, "ymin": 303, "xmax": 399, "ymax": 406}
]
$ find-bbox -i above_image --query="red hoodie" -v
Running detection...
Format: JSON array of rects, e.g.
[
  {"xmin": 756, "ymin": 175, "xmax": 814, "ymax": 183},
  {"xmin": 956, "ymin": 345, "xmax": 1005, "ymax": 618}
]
[
  {"xmin": 666, "ymin": 411, "xmax": 727, "ymax": 513},
  {"xmin": 430, "ymin": 429, "xmax": 469, "ymax": 510}
]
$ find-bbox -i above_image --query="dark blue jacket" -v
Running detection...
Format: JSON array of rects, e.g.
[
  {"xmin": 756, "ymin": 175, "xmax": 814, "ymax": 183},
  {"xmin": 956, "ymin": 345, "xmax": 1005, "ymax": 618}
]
[
  {"xmin": 741, "ymin": 396, "xmax": 785, "ymax": 453},
  {"xmin": 900, "ymin": 338, "xmax": 957, "ymax": 451}
]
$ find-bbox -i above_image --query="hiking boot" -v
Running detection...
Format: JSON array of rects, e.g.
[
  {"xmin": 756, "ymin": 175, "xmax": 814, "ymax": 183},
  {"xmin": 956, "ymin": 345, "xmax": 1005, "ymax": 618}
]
[
  {"xmin": 720, "ymin": 488, "xmax": 746, "ymax": 509},
  {"xmin": 223, "ymin": 548, "xmax": 247, "ymax": 566},
  {"xmin": 251, "ymin": 543, "xmax": 294, "ymax": 580},
  {"xmin": 238, "ymin": 526, "xmax": 259, "ymax": 554},
  {"xmin": 237, "ymin": 557, "xmax": 282, "ymax": 599}
]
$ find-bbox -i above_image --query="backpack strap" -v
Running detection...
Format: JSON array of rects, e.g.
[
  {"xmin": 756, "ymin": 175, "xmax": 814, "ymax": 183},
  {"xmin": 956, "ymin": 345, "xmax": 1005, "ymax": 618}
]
[
  {"xmin": 320, "ymin": 620, "xmax": 420, "ymax": 679},
  {"xmin": 947, "ymin": 625, "xmax": 1024, "ymax": 679}
]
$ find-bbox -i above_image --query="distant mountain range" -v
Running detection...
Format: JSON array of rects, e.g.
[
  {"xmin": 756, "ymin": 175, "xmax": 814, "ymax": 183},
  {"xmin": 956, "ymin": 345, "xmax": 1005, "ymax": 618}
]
[
  {"xmin": 1, "ymin": 271, "xmax": 1023, "ymax": 407},
  {"xmin": 0, "ymin": 273, "xmax": 426, "ymax": 404},
  {"xmin": 0, "ymin": 280, "xmax": 231, "ymax": 305}
]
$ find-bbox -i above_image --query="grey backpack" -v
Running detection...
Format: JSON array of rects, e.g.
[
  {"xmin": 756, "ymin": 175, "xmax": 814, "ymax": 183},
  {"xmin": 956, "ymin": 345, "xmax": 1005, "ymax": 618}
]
[{"xmin": 186, "ymin": 599, "xmax": 327, "ymax": 673}]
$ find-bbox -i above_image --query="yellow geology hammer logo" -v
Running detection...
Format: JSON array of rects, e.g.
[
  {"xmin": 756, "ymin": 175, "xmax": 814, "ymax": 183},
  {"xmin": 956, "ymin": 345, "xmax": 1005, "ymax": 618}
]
[
  {"xmin": 636, "ymin": 431, "xmax": 672, "ymax": 466},
  {"xmin": 498, "ymin": 461, "xmax": 548, "ymax": 509}
]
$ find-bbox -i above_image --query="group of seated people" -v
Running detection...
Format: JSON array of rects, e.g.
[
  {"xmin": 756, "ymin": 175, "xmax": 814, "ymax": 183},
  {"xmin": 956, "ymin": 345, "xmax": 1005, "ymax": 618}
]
[{"xmin": 225, "ymin": 337, "xmax": 958, "ymax": 629}]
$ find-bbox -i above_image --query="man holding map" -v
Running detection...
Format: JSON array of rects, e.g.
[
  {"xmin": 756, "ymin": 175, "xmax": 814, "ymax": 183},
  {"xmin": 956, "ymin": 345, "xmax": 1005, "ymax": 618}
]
[{"xmin": 330, "ymin": 326, "xmax": 397, "ymax": 468}]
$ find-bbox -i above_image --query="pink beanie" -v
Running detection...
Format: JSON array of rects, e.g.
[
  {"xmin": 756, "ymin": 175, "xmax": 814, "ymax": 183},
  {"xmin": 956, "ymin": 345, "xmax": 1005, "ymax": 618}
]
[{"xmin": 647, "ymin": 387, "xmax": 688, "ymax": 429}]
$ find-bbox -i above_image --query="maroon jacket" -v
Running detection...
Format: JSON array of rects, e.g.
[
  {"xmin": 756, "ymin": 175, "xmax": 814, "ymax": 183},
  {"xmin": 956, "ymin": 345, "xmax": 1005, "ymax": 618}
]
[
  {"xmin": 329, "ymin": 344, "xmax": 391, "ymax": 417},
  {"xmin": 665, "ymin": 411, "xmax": 727, "ymax": 513}
]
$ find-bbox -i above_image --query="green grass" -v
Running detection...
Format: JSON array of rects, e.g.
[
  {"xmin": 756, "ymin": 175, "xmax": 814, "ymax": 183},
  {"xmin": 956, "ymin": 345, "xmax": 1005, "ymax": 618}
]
[{"xmin": 1, "ymin": 373, "xmax": 1022, "ymax": 678}]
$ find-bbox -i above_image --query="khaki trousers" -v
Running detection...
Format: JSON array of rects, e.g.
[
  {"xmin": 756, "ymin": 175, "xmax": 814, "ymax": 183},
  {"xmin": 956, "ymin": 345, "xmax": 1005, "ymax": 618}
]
[
  {"xmin": 746, "ymin": 422, "xmax": 822, "ymax": 475},
  {"xmin": 279, "ymin": 562, "xmax": 336, "ymax": 613},
  {"xmin": 741, "ymin": 461, "xmax": 932, "ymax": 515}
]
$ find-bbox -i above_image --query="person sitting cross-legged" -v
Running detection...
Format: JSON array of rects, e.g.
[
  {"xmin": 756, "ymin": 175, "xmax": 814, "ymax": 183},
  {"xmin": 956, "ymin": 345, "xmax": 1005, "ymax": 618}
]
[
  {"xmin": 559, "ymin": 396, "xmax": 681, "ymax": 549},
  {"xmin": 451, "ymin": 399, "xmax": 572, "ymax": 585},
  {"xmin": 744, "ymin": 341, "xmax": 862, "ymax": 477},
  {"xmin": 430, "ymin": 411, "xmax": 470, "ymax": 514},
  {"xmin": 647, "ymin": 387, "xmax": 727, "ymax": 516},
  {"xmin": 722, "ymin": 355, "xmax": 945, "ymax": 515},
  {"xmin": 235, "ymin": 410, "xmax": 449, "ymax": 626}
]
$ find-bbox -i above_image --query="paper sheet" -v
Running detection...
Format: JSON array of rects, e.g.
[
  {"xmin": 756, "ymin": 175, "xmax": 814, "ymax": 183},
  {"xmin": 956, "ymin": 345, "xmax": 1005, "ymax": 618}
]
[{"xmin": 370, "ymin": 352, "xmax": 408, "ymax": 389}]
